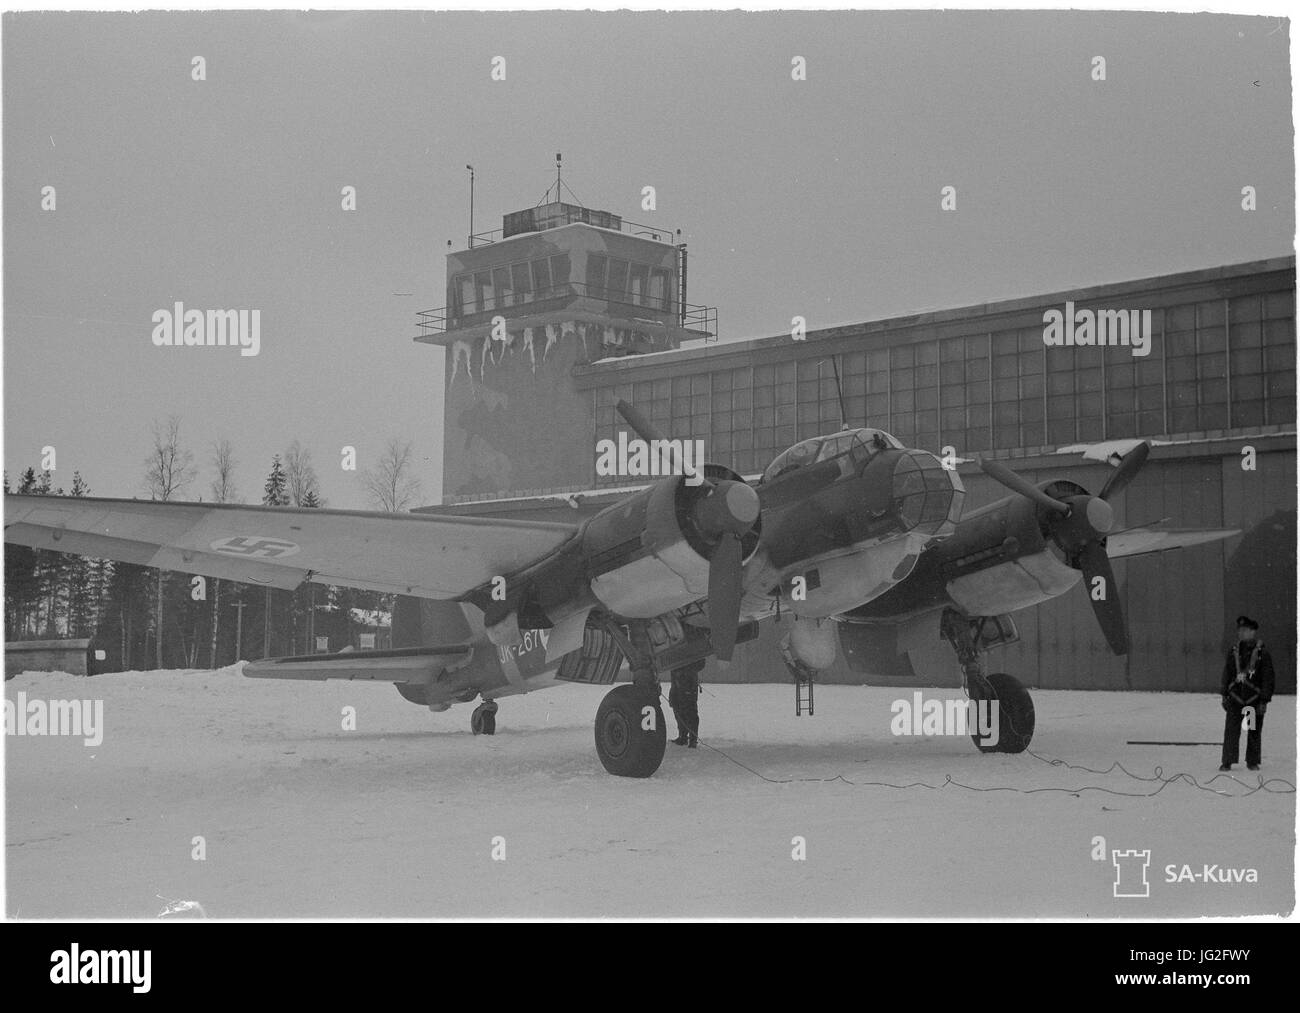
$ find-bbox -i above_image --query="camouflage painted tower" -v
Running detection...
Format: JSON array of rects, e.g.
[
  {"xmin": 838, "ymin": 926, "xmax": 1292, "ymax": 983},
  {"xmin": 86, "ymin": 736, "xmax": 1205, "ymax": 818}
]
[{"xmin": 416, "ymin": 174, "xmax": 716, "ymax": 501}]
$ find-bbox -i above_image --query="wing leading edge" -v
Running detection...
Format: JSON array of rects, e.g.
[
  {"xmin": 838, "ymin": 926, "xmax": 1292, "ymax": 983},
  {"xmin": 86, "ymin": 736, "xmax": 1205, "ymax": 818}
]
[{"xmin": 3, "ymin": 494, "xmax": 578, "ymax": 599}]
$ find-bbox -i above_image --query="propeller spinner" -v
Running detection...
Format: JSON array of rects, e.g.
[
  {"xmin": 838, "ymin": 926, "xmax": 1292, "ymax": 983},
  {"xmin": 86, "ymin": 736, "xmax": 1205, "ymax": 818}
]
[{"xmin": 979, "ymin": 442, "xmax": 1150, "ymax": 655}]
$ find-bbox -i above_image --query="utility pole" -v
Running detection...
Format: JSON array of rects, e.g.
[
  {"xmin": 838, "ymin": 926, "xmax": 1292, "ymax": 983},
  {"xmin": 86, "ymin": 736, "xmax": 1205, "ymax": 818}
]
[
  {"xmin": 263, "ymin": 586, "xmax": 271, "ymax": 658},
  {"xmin": 466, "ymin": 164, "xmax": 475, "ymax": 246}
]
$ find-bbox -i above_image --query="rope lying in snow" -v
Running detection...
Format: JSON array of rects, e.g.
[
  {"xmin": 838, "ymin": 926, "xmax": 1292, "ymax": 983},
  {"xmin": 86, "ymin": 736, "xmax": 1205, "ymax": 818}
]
[{"xmin": 690, "ymin": 738, "xmax": 1296, "ymax": 798}]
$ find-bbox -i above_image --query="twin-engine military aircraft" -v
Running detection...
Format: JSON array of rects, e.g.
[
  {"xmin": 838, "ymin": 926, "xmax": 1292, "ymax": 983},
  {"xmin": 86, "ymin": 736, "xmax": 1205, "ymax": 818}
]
[{"xmin": 4, "ymin": 402, "xmax": 1235, "ymax": 777}]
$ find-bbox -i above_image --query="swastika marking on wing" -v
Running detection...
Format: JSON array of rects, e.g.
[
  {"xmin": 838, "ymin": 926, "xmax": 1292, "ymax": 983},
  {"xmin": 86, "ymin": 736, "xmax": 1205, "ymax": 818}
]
[{"xmin": 209, "ymin": 535, "xmax": 301, "ymax": 559}]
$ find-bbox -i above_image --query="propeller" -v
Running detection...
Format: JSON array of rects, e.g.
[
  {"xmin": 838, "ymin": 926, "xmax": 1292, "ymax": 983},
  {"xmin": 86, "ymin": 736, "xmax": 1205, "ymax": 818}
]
[
  {"xmin": 978, "ymin": 442, "xmax": 1151, "ymax": 655},
  {"xmin": 616, "ymin": 400, "xmax": 759, "ymax": 661}
]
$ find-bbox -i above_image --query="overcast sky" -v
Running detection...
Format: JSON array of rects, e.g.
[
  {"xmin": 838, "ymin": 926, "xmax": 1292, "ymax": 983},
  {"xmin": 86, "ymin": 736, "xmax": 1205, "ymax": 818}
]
[{"xmin": 4, "ymin": 10, "xmax": 1293, "ymax": 507}]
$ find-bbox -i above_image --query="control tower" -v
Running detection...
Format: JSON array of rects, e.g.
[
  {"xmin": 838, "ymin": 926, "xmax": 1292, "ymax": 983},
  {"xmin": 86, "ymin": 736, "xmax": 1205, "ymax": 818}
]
[{"xmin": 416, "ymin": 176, "xmax": 716, "ymax": 501}]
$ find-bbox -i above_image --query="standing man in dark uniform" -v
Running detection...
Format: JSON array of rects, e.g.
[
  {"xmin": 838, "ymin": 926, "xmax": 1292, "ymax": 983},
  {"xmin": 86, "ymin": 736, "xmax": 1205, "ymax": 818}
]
[
  {"xmin": 1219, "ymin": 616, "xmax": 1275, "ymax": 772},
  {"xmin": 669, "ymin": 661, "xmax": 702, "ymax": 748}
]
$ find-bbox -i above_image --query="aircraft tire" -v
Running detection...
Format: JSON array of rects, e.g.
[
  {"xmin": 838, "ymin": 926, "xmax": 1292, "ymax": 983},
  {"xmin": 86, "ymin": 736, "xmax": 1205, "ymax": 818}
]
[
  {"xmin": 471, "ymin": 703, "xmax": 497, "ymax": 736},
  {"xmin": 594, "ymin": 684, "xmax": 666, "ymax": 778},
  {"xmin": 971, "ymin": 672, "xmax": 1034, "ymax": 754}
]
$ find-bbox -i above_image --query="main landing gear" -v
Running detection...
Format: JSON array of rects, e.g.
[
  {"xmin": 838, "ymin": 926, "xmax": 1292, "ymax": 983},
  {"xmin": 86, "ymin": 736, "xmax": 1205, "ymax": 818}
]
[
  {"xmin": 940, "ymin": 609, "xmax": 1035, "ymax": 753},
  {"xmin": 594, "ymin": 623, "xmax": 667, "ymax": 778},
  {"xmin": 470, "ymin": 699, "xmax": 498, "ymax": 736}
]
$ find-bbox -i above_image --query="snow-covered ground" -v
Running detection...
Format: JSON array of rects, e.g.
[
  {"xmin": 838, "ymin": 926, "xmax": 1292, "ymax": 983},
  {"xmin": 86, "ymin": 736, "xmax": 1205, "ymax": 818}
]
[{"xmin": 5, "ymin": 667, "xmax": 1294, "ymax": 918}]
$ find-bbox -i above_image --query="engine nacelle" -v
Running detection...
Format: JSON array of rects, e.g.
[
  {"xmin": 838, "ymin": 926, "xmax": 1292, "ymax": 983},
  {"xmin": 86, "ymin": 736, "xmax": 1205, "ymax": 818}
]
[{"xmin": 582, "ymin": 466, "xmax": 758, "ymax": 619}]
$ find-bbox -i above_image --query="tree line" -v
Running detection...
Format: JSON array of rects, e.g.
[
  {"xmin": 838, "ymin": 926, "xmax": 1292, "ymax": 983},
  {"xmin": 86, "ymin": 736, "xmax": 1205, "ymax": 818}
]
[{"xmin": 4, "ymin": 418, "xmax": 422, "ymax": 672}]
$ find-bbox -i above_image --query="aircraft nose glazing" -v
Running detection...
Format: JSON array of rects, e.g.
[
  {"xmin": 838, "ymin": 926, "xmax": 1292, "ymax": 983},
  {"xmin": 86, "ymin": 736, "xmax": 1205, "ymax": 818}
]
[{"xmin": 892, "ymin": 450, "xmax": 965, "ymax": 534}]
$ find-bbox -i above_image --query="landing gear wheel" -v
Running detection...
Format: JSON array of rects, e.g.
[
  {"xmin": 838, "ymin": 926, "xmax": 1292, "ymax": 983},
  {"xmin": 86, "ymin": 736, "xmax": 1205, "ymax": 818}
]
[
  {"xmin": 970, "ymin": 672, "xmax": 1034, "ymax": 753},
  {"xmin": 471, "ymin": 701, "xmax": 498, "ymax": 736},
  {"xmin": 594, "ymin": 684, "xmax": 666, "ymax": 778}
]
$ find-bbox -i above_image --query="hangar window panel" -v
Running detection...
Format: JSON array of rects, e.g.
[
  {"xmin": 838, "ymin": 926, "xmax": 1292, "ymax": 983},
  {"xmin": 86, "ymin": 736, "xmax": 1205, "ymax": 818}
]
[
  {"xmin": 992, "ymin": 332, "xmax": 1018, "ymax": 356},
  {"xmin": 1267, "ymin": 371, "xmax": 1296, "ymax": 398},
  {"xmin": 797, "ymin": 380, "xmax": 819, "ymax": 403},
  {"xmin": 1108, "ymin": 388, "xmax": 1136, "ymax": 413},
  {"xmin": 1170, "ymin": 407, "xmax": 1198, "ymax": 432},
  {"xmin": 820, "ymin": 402, "xmax": 841, "ymax": 425},
  {"xmin": 692, "ymin": 394, "xmax": 710, "ymax": 414},
  {"xmin": 732, "ymin": 366, "xmax": 752, "ymax": 388},
  {"xmin": 1077, "ymin": 418, "xmax": 1103, "ymax": 442},
  {"xmin": 511, "ymin": 263, "xmax": 532, "ymax": 303},
  {"xmin": 865, "ymin": 393, "xmax": 888, "ymax": 417},
  {"xmin": 1267, "ymin": 397, "xmax": 1295, "ymax": 424},
  {"xmin": 1264, "ymin": 318, "xmax": 1295, "ymax": 344},
  {"xmin": 1166, "ymin": 304, "xmax": 1196, "ymax": 331},
  {"xmin": 965, "ymin": 335, "xmax": 989, "ymax": 358},
  {"xmin": 941, "ymin": 338, "xmax": 965, "ymax": 362},
  {"xmin": 916, "ymin": 387, "xmax": 938, "ymax": 410},
  {"xmin": 1197, "ymin": 300, "xmax": 1226, "ymax": 327},
  {"xmin": 549, "ymin": 254, "xmax": 570, "ymax": 286},
  {"xmin": 649, "ymin": 269, "xmax": 671, "ymax": 311},
  {"xmin": 915, "ymin": 409, "xmax": 937, "ymax": 432},
  {"xmin": 941, "ymin": 407, "xmax": 966, "ymax": 431},
  {"xmin": 797, "ymin": 403, "xmax": 818, "ymax": 425},
  {"xmin": 1107, "ymin": 413, "xmax": 1137, "ymax": 438},
  {"xmin": 797, "ymin": 358, "xmax": 820, "ymax": 381},
  {"xmin": 455, "ymin": 275, "xmax": 475, "ymax": 315},
  {"xmin": 712, "ymin": 371, "xmax": 732, "ymax": 392},
  {"xmin": 755, "ymin": 364, "xmax": 774, "ymax": 384},
  {"xmin": 606, "ymin": 258, "xmax": 629, "ymax": 299},
  {"xmin": 1198, "ymin": 325, "xmax": 1227, "ymax": 354},
  {"xmin": 891, "ymin": 419, "xmax": 916, "ymax": 443},
  {"xmin": 597, "ymin": 406, "xmax": 613, "ymax": 429},
  {"xmin": 1019, "ymin": 328, "xmax": 1043, "ymax": 353},
  {"xmin": 891, "ymin": 346, "xmax": 915, "ymax": 369},
  {"xmin": 916, "ymin": 432, "xmax": 939, "ymax": 452},
  {"xmin": 1076, "ymin": 368, "xmax": 1102, "ymax": 393},
  {"xmin": 846, "ymin": 396, "xmax": 866, "ymax": 421},
  {"xmin": 1046, "ymin": 348, "xmax": 1076, "ymax": 371},
  {"xmin": 634, "ymin": 381, "xmax": 653, "ymax": 400},
  {"xmin": 672, "ymin": 399, "xmax": 691, "ymax": 420},
  {"xmin": 820, "ymin": 377, "xmax": 839, "ymax": 399},
  {"xmin": 713, "ymin": 432, "xmax": 732, "ymax": 454},
  {"xmin": 1137, "ymin": 385, "xmax": 1163, "ymax": 411},
  {"xmin": 994, "ymin": 378, "xmax": 1018, "ymax": 402},
  {"xmin": 1107, "ymin": 362, "xmax": 1135, "ymax": 388},
  {"xmin": 1048, "ymin": 419, "xmax": 1076, "ymax": 444},
  {"xmin": 915, "ymin": 364, "xmax": 938, "ymax": 388},
  {"xmin": 1198, "ymin": 353, "xmax": 1226, "ymax": 381},
  {"xmin": 844, "ymin": 352, "xmax": 866, "ymax": 374},
  {"xmin": 1167, "ymin": 356, "xmax": 1196, "ymax": 382},
  {"xmin": 776, "ymin": 383, "xmax": 795, "ymax": 405},
  {"xmin": 1201, "ymin": 379, "xmax": 1227, "ymax": 404},
  {"xmin": 652, "ymin": 379, "xmax": 670, "ymax": 399},
  {"xmin": 1232, "ymin": 401, "xmax": 1265, "ymax": 428},
  {"xmin": 868, "ymin": 350, "xmax": 890, "ymax": 373},
  {"xmin": 1138, "ymin": 360, "xmax": 1164, "ymax": 386},
  {"xmin": 474, "ymin": 271, "xmax": 494, "ymax": 311},
  {"xmin": 894, "ymin": 367, "xmax": 915, "ymax": 390},
  {"xmin": 893, "ymin": 389, "xmax": 915, "ymax": 412},
  {"xmin": 1020, "ymin": 373, "xmax": 1044, "ymax": 399},
  {"xmin": 966, "ymin": 357, "xmax": 989, "ymax": 382},
  {"xmin": 967, "ymin": 405, "xmax": 991, "ymax": 428},
  {"xmin": 1137, "ymin": 409, "xmax": 1163, "ymax": 432},
  {"xmin": 732, "ymin": 451, "xmax": 754, "ymax": 474},
  {"xmin": 868, "ymin": 371, "xmax": 889, "ymax": 393},
  {"xmin": 941, "ymin": 383, "xmax": 966, "ymax": 407},
  {"xmin": 692, "ymin": 374, "xmax": 710, "ymax": 395},
  {"xmin": 732, "ymin": 388, "xmax": 752, "ymax": 410},
  {"xmin": 776, "ymin": 425, "xmax": 797, "ymax": 447},
  {"xmin": 754, "ymin": 386, "xmax": 775, "ymax": 408},
  {"xmin": 733, "ymin": 410, "xmax": 751, "ymax": 431},
  {"xmin": 754, "ymin": 406, "xmax": 775, "ymax": 428},
  {"xmin": 1048, "ymin": 372, "xmax": 1074, "ymax": 396},
  {"xmin": 940, "ymin": 361, "xmax": 964, "ymax": 385},
  {"xmin": 1020, "ymin": 352, "xmax": 1044, "ymax": 375},
  {"xmin": 844, "ymin": 373, "xmax": 866, "ymax": 397},
  {"xmin": 1169, "ymin": 382, "xmax": 1197, "ymax": 407},
  {"xmin": 994, "ymin": 426, "xmax": 1019, "ymax": 449},
  {"xmin": 1232, "ymin": 320, "xmax": 1263, "ymax": 348},
  {"xmin": 966, "ymin": 427, "xmax": 990, "ymax": 451},
  {"xmin": 491, "ymin": 267, "xmax": 514, "ymax": 306},
  {"xmin": 1233, "ymin": 374, "xmax": 1264, "ymax": 400},
  {"xmin": 1264, "ymin": 343, "xmax": 1294, "ymax": 371},
  {"xmin": 916, "ymin": 343, "xmax": 938, "ymax": 365},
  {"xmin": 671, "ymin": 376, "xmax": 691, "ymax": 398},
  {"xmin": 628, "ymin": 263, "xmax": 650, "ymax": 306},
  {"xmin": 615, "ymin": 384, "xmax": 632, "ymax": 403},
  {"xmin": 1021, "ymin": 422, "xmax": 1045, "ymax": 446},
  {"xmin": 1264, "ymin": 291, "xmax": 1295, "ymax": 318},
  {"xmin": 1165, "ymin": 330, "xmax": 1196, "ymax": 357},
  {"xmin": 714, "ymin": 392, "xmax": 733, "ymax": 413},
  {"xmin": 967, "ymin": 381, "xmax": 990, "ymax": 405},
  {"xmin": 1229, "ymin": 295, "xmax": 1262, "ymax": 323},
  {"xmin": 596, "ymin": 386, "xmax": 614, "ymax": 406},
  {"xmin": 530, "ymin": 259, "xmax": 552, "ymax": 295},
  {"xmin": 1199, "ymin": 405, "xmax": 1228, "ymax": 430},
  {"xmin": 995, "ymin": 402, "xmax": 1019, "ymax": 426},
  {"xmin": 1021, "ymin": 398, "xmax": 1044, "ymax": 422},
  {"xmin": 754, "ymin": 427, "xmax": 774, "ymax": 450},
  {"xmin": 777, "ymin": 362, "xmax": 796, "ymax": 384}
]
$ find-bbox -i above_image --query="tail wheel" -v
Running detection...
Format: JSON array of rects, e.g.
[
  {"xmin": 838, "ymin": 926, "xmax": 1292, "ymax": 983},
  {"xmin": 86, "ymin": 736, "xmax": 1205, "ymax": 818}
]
[
  {"xmin": 471, "ymin": 702, "xmax": 497, "ymax": 736},
  {"xmin": 971, "ymin": 672, "xmax": 1035, "ymax": 754},
  {"xmin": 594, "ymin": 684, "xmax": 666, "ymax": 778}
]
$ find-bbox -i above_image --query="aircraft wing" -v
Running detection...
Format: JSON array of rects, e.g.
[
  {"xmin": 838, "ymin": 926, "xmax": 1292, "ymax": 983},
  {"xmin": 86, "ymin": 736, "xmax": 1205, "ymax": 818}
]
[
  {"xmin": 3, "ymin": 494, "xmax": 578, "ymax": 599},
  {"xmin": 1105, "ymin": 525, "xmax": 1240, "ymax": 559}
]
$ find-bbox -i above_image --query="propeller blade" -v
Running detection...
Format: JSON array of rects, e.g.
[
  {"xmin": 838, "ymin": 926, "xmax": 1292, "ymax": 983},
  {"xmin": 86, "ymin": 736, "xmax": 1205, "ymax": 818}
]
[
  {"xmin": 1078, "ymin": 540, "xmax": 1128, "ymax": 655},
  {"xmin": 708, "ymin": 533, "xmax": 744, "ymax": 661},
  {"xmin": 615, "ymin": 400, "xmax": 668, "ymax": 445},
  {"xmin": 1098, "ymin": 441, "xmax": 1150, "ymax": 501},
  {"xmin": 979, "ymin": 457, "xmax": 1070, "ymax": 515}
]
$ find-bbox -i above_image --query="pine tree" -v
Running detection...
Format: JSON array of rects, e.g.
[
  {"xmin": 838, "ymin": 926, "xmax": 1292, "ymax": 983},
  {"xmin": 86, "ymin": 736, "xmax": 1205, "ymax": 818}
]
[{"xmin": 263, "ymin": 454, "xmax": 290, "ymax": 507}]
